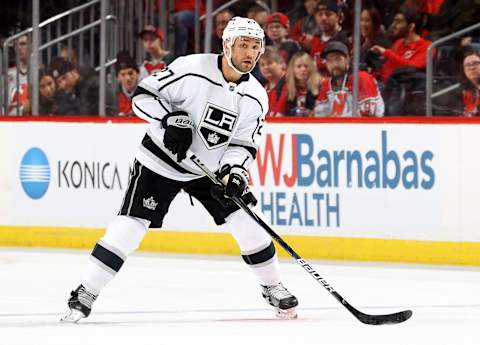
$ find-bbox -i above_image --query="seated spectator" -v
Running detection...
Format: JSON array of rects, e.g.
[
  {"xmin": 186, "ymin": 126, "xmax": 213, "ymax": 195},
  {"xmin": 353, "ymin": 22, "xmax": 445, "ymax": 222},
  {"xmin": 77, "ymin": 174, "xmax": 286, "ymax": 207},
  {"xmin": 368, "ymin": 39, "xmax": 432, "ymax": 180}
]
[
  {"xmin": 211, "ymin": 9, "xmax": 234, "ymax": 54},
  {"xmin": 265, "ymin": 12, "xmax": 301, "ymax": 63},
  {"xmin": 276, "ymin": 51, "xmax": 321, "ymax": 116},
  {"xmin": 370, "ymin": 7, "xmax": 432, "ymax": 83},
  {"xmin": 246, "ymin": 2, "xmax": 270, "ymax": 28},
  {"xmin": 258, "ymin": 47, "xmax": 287, "ymax": 117},
  {"xmin": 461, "ymin": 48, "xmax": 480, "ymax": 117},
  {"xmin": 290, "ymin": 0, "xmax": 320, "ymax": 52},
  {"xmin": 360, "ymin": 6, "xmax": 391, "ymax": 78},
  {"xmin": 22, "ymin": 68, "xmax": 59, "ymax": 115},
  {"xmin": 49, "ymin": 57, "xmax": 99, "ymax": 115},
  {"xmin": 138, "ymin": 25, "xmax": 175, "ymax": 79},
  {"xmin": 115, "ymin": 51, "xmax": 140, "ymax": 116},
  {"xmin": 7, "ymin": 34, "xmax": 29, "ymax": 116},
  {"xmin": 315, "ymin": 41, "xmax": 384, "ymax": 117},
  {"xmin": 310, "ymin": 0, "xmax": 349, "ymax": 75}
]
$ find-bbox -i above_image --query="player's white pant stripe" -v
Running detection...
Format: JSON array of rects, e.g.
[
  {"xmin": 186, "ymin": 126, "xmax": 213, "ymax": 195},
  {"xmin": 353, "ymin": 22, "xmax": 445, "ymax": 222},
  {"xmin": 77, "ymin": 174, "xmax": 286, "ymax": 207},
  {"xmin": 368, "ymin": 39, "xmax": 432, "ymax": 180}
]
[{"xmin": 127, "ymin": 164, "xmax": 143, "ymax": 215}]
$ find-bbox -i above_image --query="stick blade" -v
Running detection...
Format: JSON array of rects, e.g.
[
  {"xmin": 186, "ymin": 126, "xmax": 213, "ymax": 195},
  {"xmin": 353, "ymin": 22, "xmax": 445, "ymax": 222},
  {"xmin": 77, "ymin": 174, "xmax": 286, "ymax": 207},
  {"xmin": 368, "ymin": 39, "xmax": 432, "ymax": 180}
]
[{"xmin": 357, "ymin": 309, "xmax": 412, "ymax": 325}]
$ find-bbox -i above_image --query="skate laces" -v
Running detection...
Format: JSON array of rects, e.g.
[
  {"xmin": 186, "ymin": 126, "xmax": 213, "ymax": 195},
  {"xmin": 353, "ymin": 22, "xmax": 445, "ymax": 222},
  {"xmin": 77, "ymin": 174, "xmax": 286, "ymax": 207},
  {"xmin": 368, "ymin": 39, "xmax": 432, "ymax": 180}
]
[
  {"xmin": 264, "ymin": 283, "xmax": 293, "ymax": 300},
  {"xmin": 75, "ymin": 285, "xmax": 98, "ymax": 309}
]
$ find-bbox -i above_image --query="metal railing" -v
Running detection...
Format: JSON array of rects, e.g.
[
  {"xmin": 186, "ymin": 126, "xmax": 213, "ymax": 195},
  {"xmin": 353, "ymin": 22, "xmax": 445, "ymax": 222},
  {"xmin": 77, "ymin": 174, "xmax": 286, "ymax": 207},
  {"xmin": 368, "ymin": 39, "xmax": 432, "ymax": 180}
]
[
  {"xmin": 426, "ymin": 22, "xmax": 480, "ymax": 116},
  {"xmin": 2, "ymin": 0, "xmax": 119, "ymax": 115},
  {"xmin": 110, "ymin": 0, "xmax": 170, "ymax": 65}
]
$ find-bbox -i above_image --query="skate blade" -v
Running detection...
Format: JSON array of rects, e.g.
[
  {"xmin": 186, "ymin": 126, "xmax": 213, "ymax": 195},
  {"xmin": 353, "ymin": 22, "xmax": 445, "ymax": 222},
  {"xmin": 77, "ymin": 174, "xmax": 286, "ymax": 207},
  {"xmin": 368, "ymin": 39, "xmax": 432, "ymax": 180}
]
[
  {"xmin": 275, "ymin": 307, "xmax": 297, "ymax": 320},
  {"xmin": 60, "ymin": 309, "xmax": 86, "ymax": 323}
]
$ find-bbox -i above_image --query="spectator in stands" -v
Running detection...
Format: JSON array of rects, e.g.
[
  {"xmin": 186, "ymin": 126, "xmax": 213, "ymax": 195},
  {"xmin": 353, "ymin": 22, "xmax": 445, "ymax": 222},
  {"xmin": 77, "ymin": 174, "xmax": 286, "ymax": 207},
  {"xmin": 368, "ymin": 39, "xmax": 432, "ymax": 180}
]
[
  {"xmin": 370, "ymin": 7, "xmax": 432, "ymax": 83},
  {"xmin": 310, "ymin": 0, "xmax": 349, "ymax": 75},
  {"xmin": 49, "ymin": 56, "xmax": 100, "ymax": 115},
  {"xmin": 315, "ymin": 41, "xmax": 384, "ymax": 117},
  {"xmin": 59, "ymin": 45, "xmax": 79, "ymax": 67},
  {"xmin": 22, "ymin": 68, "xmax": 60, "ymax": 115},
  {"xmin": 115, "ymin": 51, "xmax": 140, "ymax": 116},
  {"xmin": 290, "ymin": 0, "xmax": 320, "ymax": 52},
  {"xmin": 276, "ymin": 51, "xmax": 321, "ymax": 116},
  {"xmin": 461, "ymin": 48, "xmax": 480, "ymax": 117},
  {"xmin": 174, "ymin": 0, "xmax": 204, "ymax": 56},
  {"xmin": 211, "ymin": 9, "xmax": 234, "ymax": 54},
  {"xmin": 360, "ymin": 6, "xmax": 391, "ymax": 77},
  {"xmin": 246, "ymin": 2, "xmax": 270, "ymax": 28},
  {"xmin": 258, "ymin": 47, "xmax": 287, "ymax": 117},
  {"xmin": 265, "ymin": 12, "xmax": 301, "ymax": 63},
  {"xmin": 7, "ymin": 34, "xmax": 29, "ymax": 115},
  {"xmin": 138, "ymin": 25, "xmax": 175, "ymax": 79}
]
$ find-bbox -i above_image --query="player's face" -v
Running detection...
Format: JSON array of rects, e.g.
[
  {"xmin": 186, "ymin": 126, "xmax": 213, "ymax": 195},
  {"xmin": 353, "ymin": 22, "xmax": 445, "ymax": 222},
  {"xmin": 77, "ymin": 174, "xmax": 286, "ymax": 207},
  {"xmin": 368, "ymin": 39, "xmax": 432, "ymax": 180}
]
[
  {"xmin": 230, "ymin": 37, "xmax": 263, "ymax": 73},
  {"xmin": 293, "ymin": 55, "xmax": 311, "ymax": 83},
  {"xmin": 325, "ymin": 52, "xmax": 349, "ymax": 77},
  {"xmin": 463, "ymin": 54, "xmax": 480, "ymax": 85},
  {"xmin": 259, "ymin": 57, "xmax": 284, "ymax": 81},
  {"xmin": 39, "ymin": 75, "xmax": 56, "ymax": 99},
  {"xmin": 118, "ymin": 68, "xmax": 139, "ymax": 91}
]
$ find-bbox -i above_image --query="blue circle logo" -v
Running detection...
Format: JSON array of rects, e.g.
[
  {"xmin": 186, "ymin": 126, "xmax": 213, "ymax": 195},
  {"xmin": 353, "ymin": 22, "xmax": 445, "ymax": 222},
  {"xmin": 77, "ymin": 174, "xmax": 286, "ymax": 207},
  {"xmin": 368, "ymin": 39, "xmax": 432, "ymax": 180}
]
[{"xmin": 19, "ymin": 147, "xmax": 51, "ymax": 199}]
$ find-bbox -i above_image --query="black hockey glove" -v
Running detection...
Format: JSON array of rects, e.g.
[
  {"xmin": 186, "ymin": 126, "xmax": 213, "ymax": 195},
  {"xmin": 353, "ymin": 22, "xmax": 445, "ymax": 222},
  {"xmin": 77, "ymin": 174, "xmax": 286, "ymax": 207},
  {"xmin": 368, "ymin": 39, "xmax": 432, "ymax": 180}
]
[
  {"xmin": 223, "ymin": 165, "xmax": 249, "ymax": 198},
  {"xmin": 161, "ymin": 111, "xmax": 194, "ymax": 162},
  {"xmin": 211, "ymin": 165, "xmax": 249, "ymax": 207}
]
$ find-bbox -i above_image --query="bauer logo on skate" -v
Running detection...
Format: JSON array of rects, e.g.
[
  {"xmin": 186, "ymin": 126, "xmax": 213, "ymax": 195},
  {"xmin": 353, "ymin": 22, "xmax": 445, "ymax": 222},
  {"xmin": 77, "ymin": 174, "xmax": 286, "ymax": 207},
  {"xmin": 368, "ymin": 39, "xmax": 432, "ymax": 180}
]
[{"xmin": 249, "ymin": 130, "xmax": 436, "ymax": 229}]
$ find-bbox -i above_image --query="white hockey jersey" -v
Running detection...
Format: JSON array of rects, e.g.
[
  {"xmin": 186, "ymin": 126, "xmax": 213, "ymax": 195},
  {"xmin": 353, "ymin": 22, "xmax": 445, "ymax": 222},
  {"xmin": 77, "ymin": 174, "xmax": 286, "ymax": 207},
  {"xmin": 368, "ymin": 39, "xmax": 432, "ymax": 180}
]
[{"xmin": 132, "ymin": 54, "xmax": 268, "ymax": 181}]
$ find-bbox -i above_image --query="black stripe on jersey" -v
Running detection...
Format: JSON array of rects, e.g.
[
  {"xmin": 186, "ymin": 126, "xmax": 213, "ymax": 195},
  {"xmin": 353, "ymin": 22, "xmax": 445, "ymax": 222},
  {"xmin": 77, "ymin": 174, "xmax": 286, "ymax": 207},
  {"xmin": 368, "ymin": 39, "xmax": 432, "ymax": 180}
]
[
  {"xmin": 133, "ymin": 99, "xmax": 161, "ymax": 122},
  {"xmin": 141, "ymin": 134, "xmax": 194, "ymax": 175},
  {"xmin": 229, "ymin": 143, "xmax": 257, "ymax": 160},
  {"xmin": 242, "ymin": 242, "xmax": 276, "ymax": 265},
  {"xmin": 157, "ymin": 98, "xmax": 170, "ymax": 114},
  {"xmin": 236, "ymin": 92, "xmax": 264, "ymax": 142},
  {"xmin": 236, "ymin": 92, "xmax": 264, "ymax": 114},
  {"xmin": 158, "ymin": 73, "xmax": 223, "ymax": 93},
  {"xmin": 132, "ymin": 86, "xmax": 170, "ymax": 117},
  {"xmin": 91, "ymin": 243, "xmax": 124, "ymax": 272}
]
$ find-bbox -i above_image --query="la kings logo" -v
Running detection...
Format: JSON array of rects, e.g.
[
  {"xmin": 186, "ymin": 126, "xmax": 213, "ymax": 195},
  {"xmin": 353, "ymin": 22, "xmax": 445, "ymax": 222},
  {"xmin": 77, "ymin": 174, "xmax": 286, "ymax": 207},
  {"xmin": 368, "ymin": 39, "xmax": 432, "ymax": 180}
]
[{"xmin": 198, "ymin": 103, "xmax": 239, "ymax": 149}]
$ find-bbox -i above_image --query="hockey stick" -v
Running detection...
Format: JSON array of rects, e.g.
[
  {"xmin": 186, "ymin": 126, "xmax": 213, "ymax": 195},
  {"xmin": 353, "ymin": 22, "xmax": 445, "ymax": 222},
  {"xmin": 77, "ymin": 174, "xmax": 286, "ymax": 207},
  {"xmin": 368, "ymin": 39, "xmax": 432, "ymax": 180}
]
[{"xmin": 188, "ymin": 152, "xmax": 412, "ymax": 325}]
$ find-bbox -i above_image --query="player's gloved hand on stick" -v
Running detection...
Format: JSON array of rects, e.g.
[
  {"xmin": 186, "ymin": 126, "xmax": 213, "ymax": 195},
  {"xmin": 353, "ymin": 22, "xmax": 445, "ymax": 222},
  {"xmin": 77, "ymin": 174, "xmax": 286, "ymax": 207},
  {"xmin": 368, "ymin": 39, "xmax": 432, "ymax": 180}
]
[
  {"xmin": 211, "ymin": 164, "xmax": 249, "ymax": 207},
  {"xmin": 222, "ymin": 165, "xmax": 249, "ymax": 198},
  {"xmin": 161, "ymin": 111, "xmax": 194, "ymax": 162}
]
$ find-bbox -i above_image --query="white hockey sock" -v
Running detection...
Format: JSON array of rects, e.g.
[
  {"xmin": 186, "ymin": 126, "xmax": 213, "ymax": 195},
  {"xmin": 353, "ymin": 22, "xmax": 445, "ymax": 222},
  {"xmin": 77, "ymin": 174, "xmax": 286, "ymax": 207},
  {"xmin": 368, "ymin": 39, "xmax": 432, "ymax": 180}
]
[
  {"xmin": 82, "ymin": 260, "xmax": 115, "ymax": 295},
  {"xmin": 81, "ymin": 215, "xmax": 149, "ymax": 295},
  {"xmin": 248, "ymin": 254, "xmax": 281, "ymax": 286},
  {"xmin": 226, "ymin": 208, "xmax": 281, "ymax": 286}
]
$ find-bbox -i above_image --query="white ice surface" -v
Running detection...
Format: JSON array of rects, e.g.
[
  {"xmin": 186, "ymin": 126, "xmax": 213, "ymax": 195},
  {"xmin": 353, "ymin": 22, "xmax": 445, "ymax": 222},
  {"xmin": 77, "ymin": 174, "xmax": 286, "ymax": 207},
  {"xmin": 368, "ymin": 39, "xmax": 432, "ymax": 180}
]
[{"xmin": 0, "ymin": 248, "xmax": 478, "ymax": 345}]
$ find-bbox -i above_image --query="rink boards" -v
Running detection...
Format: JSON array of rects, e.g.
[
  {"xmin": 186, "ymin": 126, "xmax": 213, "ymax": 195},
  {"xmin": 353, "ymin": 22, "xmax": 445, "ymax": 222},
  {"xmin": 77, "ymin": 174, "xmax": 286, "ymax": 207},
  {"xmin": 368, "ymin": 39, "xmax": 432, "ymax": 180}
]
[{"xmin": 1, "ymin": 117, "xmax": 480, "ymax": 265}]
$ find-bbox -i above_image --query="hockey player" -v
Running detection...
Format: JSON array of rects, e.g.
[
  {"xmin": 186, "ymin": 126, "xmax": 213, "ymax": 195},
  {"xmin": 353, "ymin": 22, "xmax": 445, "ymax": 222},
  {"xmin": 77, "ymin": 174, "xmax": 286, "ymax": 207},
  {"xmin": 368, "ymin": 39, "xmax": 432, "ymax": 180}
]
[{"xmin": 61, "ymin": 17, "xmax": 298, "ymax": 323}]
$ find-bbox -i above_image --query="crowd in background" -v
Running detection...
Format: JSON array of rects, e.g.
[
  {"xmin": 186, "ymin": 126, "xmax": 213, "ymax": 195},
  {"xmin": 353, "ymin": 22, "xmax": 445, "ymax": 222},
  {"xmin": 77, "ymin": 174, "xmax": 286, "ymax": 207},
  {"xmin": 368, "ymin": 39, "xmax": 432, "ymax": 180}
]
[{"xmin": 4, "ymin": 0, "xmax": 480, "ymax": 117}]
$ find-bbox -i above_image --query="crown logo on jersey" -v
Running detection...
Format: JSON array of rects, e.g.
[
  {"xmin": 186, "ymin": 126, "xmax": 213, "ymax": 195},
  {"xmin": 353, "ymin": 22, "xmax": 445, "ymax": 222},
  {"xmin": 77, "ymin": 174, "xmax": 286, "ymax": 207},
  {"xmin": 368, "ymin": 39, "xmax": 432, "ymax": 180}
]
[
  {"xmin": 143, "ymin": 196, "xmax": 158, "ymax": 211},
  {"xmin": 207, "ymin": 132, "xmax": 220, "ymax": 144}
]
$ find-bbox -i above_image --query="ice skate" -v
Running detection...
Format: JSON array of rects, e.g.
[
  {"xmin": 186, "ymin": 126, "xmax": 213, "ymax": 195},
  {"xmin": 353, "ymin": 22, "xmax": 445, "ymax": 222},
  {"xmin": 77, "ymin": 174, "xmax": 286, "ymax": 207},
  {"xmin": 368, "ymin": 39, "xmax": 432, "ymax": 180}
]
[
  {"xmin": 261, "ymin": 282, "xmax": 298, "ymax": 319},
  {"xmin": 60, "ymin": 284, "xmax": 97, "ymax": 323}
]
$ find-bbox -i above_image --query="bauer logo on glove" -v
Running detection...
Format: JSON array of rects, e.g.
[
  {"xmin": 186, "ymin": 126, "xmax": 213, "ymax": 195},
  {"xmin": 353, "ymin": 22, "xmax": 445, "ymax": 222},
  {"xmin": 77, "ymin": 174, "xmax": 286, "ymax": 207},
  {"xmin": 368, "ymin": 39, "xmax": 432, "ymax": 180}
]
[{"xmin": 161, "ymin": 111, "xmax": 194, "ymax": 162}]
